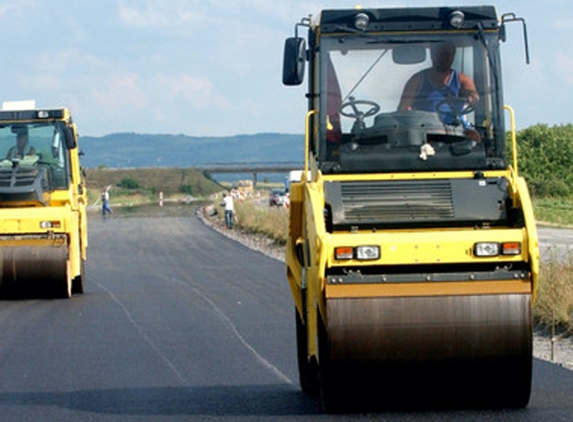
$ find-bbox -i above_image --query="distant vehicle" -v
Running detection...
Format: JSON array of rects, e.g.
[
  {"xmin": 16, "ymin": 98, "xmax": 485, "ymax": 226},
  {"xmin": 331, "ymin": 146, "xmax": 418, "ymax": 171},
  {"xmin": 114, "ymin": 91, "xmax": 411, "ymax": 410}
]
[
  {"xmin": 286, "ymin": 170, "xmax": 310, "ymax": 194},
  {"xmin": 269, "ymin": 188, "xmax": 287, "ymax": 206}
]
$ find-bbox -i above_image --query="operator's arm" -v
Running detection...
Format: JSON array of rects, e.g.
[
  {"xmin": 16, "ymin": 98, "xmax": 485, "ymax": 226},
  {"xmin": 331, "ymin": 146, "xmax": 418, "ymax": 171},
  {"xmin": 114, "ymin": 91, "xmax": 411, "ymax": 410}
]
[
  {"xmin": 397, "ymin": 73, "xmax": 421, "ymax": 111},
  {"xmin": 459, "ymin": 73, "xmax": 479, "ymax": 104}
]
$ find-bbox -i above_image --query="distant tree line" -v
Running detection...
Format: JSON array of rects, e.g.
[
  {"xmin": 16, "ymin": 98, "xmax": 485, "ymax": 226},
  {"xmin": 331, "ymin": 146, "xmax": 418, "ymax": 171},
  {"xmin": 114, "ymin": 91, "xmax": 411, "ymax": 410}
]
[{"xmin": 513, "ymin": 124, "xmax": 573, "ymax": 198}]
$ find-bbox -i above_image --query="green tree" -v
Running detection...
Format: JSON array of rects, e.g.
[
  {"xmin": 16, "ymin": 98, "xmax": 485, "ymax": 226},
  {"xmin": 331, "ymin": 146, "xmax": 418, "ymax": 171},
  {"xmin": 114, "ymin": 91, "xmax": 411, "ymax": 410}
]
[
  {"xmin": 118, "ymin": 178, "xmax": 140, "ymax": 189},
  {"xmin": 514, "ymin": 124, "xmax": 573, "ymax": 197}
]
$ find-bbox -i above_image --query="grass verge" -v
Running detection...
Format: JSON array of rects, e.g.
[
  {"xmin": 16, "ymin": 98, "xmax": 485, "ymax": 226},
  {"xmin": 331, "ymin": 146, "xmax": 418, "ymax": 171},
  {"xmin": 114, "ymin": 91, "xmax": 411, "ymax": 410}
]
[
  {"xmin": 537, "ymin": 251, "xmax": 573, "ymax": 333},
  {"xmin": 210, "ymin": 194, "xmax": 288, "ymax": 245},
  {"xmin": 534, "ymin": 197, "xmax": 573, "ymax": 227}
]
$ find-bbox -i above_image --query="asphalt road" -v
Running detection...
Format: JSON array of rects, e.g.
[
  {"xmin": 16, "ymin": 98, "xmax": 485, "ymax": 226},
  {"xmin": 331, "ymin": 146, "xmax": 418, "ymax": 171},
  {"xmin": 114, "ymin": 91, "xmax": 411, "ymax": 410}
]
[
  {"xmin": 538, "ymin": 226, "xmax": 573, "ymax": 262},
  {"xmin": 0, "ymin": 209, "xmax": 572, "ymax": 421}
]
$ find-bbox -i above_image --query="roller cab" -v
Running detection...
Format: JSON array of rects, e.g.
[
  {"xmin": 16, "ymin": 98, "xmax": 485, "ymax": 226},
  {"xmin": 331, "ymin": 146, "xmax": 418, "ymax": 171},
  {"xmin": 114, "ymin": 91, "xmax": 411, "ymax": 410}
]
[
  {"xmin": 284, "ymin": 7, "xmax": 537, "ymax": 411},
  {"xmin": 0, "ymin": 102, "xmax": 87, "ymax": 298}
]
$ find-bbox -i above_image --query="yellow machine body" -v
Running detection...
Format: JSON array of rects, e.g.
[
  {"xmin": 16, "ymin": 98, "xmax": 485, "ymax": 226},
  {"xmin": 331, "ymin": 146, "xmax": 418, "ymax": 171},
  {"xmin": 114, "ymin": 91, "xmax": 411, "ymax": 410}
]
[
  {"xmin": 0, "ymin": 105, "xmax": 87, "ymax": 298},
  {"xmin": 283, "ymin": 6, "xmax": 537, "ymax": 411}
]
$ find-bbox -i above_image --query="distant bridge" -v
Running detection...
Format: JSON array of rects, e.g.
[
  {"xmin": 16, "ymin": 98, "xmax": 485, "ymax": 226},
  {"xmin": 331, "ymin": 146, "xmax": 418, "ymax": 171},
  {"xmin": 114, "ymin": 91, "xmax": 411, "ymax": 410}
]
[
  {"xmin": 195, "ymin": 161, "xmax": 303, "ymax": 187},
  {"xmin": 195, "ymin": 161, "xmax": 302, "ymax": 173}
]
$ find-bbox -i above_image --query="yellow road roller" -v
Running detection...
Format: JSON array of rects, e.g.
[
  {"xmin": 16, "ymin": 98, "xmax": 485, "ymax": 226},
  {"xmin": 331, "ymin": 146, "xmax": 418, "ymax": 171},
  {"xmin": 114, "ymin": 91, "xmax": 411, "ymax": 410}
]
[
  {"xmin": 283, "ymin": 6, "xmax": 538, "ymax": 411},
  {"xmin": 0, "ymin": 102, "xmax": 87, "ymax": 298}
]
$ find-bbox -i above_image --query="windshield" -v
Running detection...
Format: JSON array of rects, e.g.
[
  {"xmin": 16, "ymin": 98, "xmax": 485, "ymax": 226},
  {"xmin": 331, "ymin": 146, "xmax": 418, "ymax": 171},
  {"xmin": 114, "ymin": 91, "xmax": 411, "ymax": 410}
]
[
  {"xmin": 0, "ymin": 121, "xmax": 71, "ymax": 190},
  {"xmin": 317, "ymin": 33, "xmax": 505, "ymax": 174}
]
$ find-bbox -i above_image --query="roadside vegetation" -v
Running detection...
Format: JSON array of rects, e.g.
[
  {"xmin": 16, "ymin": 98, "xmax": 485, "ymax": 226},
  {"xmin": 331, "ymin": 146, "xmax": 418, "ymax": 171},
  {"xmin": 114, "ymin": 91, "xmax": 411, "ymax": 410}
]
[
  {"xmin": 512, "ymin": 124, "xmax": 573, "ymax": 332},
  {"xmin": 536, "ymin": 251, "xmax": 573, "ymax": 333},
  {"xmin": 225, "ymin": 194, "xmax": 289, "ymax": 245},
  {"xmin": 85, "ymin": 124, "xmax": 573, "ymax": 332},
  {"xmin": 85, "ymin": 167, "xmax": 222, "ymax": 208}
]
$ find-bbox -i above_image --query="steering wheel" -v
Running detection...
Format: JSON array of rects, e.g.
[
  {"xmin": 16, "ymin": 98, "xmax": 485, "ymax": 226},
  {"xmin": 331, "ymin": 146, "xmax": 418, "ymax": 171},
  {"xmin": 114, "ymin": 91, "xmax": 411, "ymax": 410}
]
[
  {"xmin": 435, "ymin": 96, "xmax": 474, "ymax": 126},
  {"xmin": 339, "ymin": 97, "xmax": 381, "ymax": 133},
  {"xmin": 339, "ymin": 97, "xmax": 381, "ymax": 120}
]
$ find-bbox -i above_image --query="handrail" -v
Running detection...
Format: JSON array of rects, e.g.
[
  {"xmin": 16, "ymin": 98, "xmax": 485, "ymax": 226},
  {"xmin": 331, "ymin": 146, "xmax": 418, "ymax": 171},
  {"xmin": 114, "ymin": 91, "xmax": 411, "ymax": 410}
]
[
  {"xmin": 504, "ymin": 104, "xmax": 518, "ymax": 176},
  {"xmin": 304, "ymin": 110, "xmax": 316, "ymax": 182}
]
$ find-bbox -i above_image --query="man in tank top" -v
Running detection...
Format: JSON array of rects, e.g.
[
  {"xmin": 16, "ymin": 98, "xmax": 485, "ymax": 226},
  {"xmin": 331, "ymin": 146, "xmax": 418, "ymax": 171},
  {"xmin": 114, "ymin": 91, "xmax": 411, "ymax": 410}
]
[{"xmin": 398, "ymin": 42, "xmax": 480, "ymax": 138}]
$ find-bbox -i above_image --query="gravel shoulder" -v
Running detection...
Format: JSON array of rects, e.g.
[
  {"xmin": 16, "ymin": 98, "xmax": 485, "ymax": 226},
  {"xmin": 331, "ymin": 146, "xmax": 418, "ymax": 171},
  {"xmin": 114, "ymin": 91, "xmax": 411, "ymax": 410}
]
[{"xmin": 197, "ymin": 206, "xmax": 573, "ymax": 372}]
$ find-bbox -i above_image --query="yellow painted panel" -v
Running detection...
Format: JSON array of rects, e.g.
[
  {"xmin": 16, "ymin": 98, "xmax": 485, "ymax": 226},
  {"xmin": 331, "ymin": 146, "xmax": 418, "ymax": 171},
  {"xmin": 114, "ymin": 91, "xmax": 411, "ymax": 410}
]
[
  {"xmin": 3, "ymin": 220, "xmax": 19, "ymax": 232},
  {"xmin": 327, "ymin": 228, "xmax": 526, "ymax": 266},
  {"xmin": 325, "ymin": 280, "xmax": 532, "ymax": 299}
]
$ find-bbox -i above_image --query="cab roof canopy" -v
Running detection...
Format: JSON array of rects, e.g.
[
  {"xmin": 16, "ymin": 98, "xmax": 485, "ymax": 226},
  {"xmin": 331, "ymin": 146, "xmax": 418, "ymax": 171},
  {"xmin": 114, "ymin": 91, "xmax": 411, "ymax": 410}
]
[
  {"xmin": 318, "ymin": 6, "xmax": 498, "ymax": 33},
  {"xmin": 0, "ymin": 109, "xmax": 68, "ymax": 122}
]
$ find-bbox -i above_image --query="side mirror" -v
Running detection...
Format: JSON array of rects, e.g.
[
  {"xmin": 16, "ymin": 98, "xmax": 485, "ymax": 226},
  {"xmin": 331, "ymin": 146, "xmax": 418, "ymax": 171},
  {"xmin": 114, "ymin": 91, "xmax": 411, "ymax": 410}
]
[
  {"xmin": 64, "ymin": 127, "xmax": 77, "ymax": 149},
  {"xmin": 283, "ymin": 37, "xmax": 306, "ymax": 86},
  {"xmin": 501, "ymin": 13, "xmax": 530, "ymax": 64},
  {"xmin": 392, "ymin": 45, "xmax": 427, "ymax": 64}
]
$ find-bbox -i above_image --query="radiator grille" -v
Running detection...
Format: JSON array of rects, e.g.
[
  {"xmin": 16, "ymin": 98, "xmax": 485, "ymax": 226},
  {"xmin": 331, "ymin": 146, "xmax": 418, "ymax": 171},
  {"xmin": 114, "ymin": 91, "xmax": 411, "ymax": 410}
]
[
  {"xmin": 0, "ymin": 168, "xmax": 39, "ymax": 190},
  {"xmin": 336, "ymin": 180, "xmax": 454, "ymax": 224}
]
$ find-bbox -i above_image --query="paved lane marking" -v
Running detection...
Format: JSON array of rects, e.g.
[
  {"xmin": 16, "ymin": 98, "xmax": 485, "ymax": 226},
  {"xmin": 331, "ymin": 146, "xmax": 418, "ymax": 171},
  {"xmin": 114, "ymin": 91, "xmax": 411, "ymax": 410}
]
[
  {"xmin": 90, "ymin": 277, "xmax": 189, "ymax": 386},
  {"xmin": 171, "ymin": 278, "xmax": 295, "ymax": 386}
]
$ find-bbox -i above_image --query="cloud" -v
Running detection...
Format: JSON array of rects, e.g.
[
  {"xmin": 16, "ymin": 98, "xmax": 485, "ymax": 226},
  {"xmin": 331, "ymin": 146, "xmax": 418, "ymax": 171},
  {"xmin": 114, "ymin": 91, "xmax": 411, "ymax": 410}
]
[
  {"xmin": 556, "ymin": 52, "xmax": 573, "ymax": 87},
  {"xmin": 115, "ymin": 0, "xmax": 332, "ymax": 30},
  {"xmin": 91, "ymin": 72, "xmax": 150, "ymax": 112},
  {"xmin": 36, "ymin": 49, "xmax": 105, "ymax": 74},
  {"xmin": 118, "ymin": 1, "xmax": 209, "ymax": 28},
  {"xmin": 0, "ymin": 1, "xmax": 36, "ymax": 19},
  {"xmin": 155, "ymin": 74, "xmax": 230, "ymax": 109},
  {"xmin": 553, "ymin": 18, "xmax": 573, "ymax": 31},
  {"xmin": 118, "ymin": 3, "xmax": 169, "ymax": 27}
]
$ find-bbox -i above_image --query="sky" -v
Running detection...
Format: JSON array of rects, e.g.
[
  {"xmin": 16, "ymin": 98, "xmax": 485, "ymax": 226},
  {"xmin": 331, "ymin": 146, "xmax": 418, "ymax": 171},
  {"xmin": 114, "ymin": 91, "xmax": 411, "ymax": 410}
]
[{"xmin": 0, "ymin": 0, "xmax": 571, "ymax": 137}]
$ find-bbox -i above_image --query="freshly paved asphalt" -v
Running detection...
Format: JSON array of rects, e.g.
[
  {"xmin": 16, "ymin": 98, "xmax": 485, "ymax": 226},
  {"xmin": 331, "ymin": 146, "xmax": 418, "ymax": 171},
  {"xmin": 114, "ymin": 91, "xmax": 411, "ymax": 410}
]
[{"xmin": 0, "ymin": 208, "xmax": 571, "ymax": 421}]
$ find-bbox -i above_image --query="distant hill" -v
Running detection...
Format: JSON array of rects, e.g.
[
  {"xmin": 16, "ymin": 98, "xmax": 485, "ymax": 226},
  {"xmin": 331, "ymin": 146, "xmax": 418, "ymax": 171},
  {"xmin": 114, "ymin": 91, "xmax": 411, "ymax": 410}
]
[{"xmin": 78, "ymin": 132, "xmax": 305, "ymax": 168}]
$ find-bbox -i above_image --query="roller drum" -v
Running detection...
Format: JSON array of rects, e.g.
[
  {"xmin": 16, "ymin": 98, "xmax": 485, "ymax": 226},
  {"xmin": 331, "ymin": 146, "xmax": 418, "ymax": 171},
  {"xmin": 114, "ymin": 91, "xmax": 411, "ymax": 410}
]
[
  {"xmin": 0, "ymin": 245, "xmax": 70, "ymax": 297},
  {"xmin": 322, "ymin": 293, "xmax": 532, "ymax": 409}
]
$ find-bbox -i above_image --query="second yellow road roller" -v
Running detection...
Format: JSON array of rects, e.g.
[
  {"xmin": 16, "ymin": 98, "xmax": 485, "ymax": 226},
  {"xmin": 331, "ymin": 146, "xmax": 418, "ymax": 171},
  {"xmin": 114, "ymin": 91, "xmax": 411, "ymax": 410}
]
[{"xmin": 0, "ymin": 102, "xmax": 87, "ymax": 298}]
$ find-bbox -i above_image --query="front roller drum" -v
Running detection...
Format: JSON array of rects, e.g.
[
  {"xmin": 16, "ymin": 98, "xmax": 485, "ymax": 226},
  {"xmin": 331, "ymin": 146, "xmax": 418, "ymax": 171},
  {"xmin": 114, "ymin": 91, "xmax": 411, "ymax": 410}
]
[
  {"xmin": 321, "ymin": 293, "xmax": 532, "ymax": 410},
  {"xmin": 0, "ymin": 245, "xmax": 72, "ymax": 298}
]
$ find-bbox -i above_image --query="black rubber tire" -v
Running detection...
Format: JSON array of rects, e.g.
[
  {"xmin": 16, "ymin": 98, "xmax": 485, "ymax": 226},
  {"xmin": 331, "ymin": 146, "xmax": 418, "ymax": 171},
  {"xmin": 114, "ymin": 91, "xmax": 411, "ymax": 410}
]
[{"xmin": 296, "ymin": 307, "xmax": 319, "ymax": 398}]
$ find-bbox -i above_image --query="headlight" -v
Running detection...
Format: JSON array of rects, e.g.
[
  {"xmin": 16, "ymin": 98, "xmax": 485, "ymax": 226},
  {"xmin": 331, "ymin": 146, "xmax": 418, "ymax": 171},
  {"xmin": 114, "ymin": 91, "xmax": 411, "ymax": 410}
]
[
  {"xmin": 474, "ymin": 242, "xmax": 499, "ymax": 257},
  {"xmin": 356, "ymin": 245, "xmax": 380, "ymax": 260},
  {"xmin": 474, "ymin": 242, "xmax": 521, "ymax": 257},
  {"xmin": 449, "ymin": 10, "xmax": 465, "ymax": 28},
  {"xmin": 40, "ymin": 221, "xmax": 61, "ymax": 229},
  {"xmin": 335, "ymin": 245, "xmax": 380, "ymax": 261},
  {"xmin": 354, "ymin": 12, "xmax": 370, "ymax": 31}
]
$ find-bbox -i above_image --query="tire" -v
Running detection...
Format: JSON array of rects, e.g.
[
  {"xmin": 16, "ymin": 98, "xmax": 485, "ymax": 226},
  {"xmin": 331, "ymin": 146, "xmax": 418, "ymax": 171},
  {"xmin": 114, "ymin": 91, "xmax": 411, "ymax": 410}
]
[
  {"xmin": 318, "ymin": 313, "xmax": 344, "ymax": 413},
  {"xmin": 60, "ymin": 276, "xmax": 72, "ymax": 299},
  {"xmin": 296, "ymin": 307, "xmax": 319, "ymax": 397},
  {"xmin": 59, "ymin": 261, "xmax": 72, "ymax": 299},
  {"xmin": 72, "ymin": 259, "xmax": 85, "ymax": 295}
]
